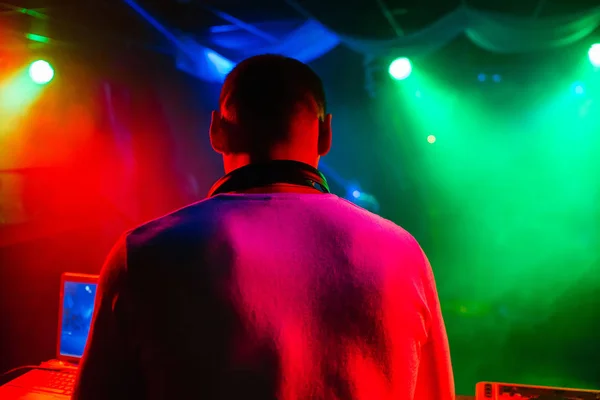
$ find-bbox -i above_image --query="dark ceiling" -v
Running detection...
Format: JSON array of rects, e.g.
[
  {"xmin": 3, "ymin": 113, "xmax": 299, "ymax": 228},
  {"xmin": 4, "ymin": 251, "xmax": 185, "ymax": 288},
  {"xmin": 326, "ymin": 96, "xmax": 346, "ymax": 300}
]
[{"xmin": 2, "ymin": 0, "xmax": 599, "ymax": 57}]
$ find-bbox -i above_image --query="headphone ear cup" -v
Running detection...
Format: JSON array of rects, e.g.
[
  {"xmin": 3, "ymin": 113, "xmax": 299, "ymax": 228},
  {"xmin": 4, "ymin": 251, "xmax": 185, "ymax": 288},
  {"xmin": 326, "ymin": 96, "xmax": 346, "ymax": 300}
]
[{"xmin": 304, "ymin": 170, "xmax": 330, "ymax": 194}]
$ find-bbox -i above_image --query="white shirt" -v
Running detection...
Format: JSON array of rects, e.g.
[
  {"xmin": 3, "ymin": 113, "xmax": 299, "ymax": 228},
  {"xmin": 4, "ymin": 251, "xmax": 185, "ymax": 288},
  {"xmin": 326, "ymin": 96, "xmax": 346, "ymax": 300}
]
[{"xmin": 74, "ymin": 192, "xmax": 454, "ymax": 400}]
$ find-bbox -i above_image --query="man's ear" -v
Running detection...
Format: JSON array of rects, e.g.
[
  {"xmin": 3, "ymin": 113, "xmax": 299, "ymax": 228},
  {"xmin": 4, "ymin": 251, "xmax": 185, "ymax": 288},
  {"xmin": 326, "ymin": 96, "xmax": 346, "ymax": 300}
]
[
  {"xmin": 210, "ymin": 111, "xmax": 226, "ymax": 154},
  {"xmin": 318, "ymin": 113, "xmax": 332, "ymax": 156}
]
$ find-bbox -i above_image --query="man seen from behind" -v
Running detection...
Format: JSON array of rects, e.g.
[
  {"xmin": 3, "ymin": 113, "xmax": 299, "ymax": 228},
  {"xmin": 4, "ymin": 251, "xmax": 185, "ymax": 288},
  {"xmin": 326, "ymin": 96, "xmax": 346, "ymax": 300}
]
[{"xmin": 73, "ymin": 54, "xmax": 455, "ymax": 400}]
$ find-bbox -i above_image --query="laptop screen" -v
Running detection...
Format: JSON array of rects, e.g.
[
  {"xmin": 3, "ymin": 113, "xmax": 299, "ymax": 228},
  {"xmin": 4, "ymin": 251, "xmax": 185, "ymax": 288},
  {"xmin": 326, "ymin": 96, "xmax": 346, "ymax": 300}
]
[{"xmin": 59, "ymin": 280, "xmax": 98, "ymax": 358}]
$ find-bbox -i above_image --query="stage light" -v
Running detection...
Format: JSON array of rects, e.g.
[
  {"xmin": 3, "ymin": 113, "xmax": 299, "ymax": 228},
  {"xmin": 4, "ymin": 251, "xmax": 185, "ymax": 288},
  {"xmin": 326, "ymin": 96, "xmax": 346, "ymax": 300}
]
[
  {"xmin": 477, "ymin": 73, "xmax": 486, "ymax": 82},
  {"xmin": 427, "ymin": 135, "xmax": 436, "ymax": 144},
  {"xmin": 589, "ymin": 43, "xmax": 600, "ymax": 67},
  {"xmin": 348, "ymin": 189, "xmax": 380, "ymax": 212},
  {"xmin": 572, "ymin": 82, "xmax": 585, "ymax": 95},
  {"xmin": 388, "ymin": 57, "xmax": 412, "ymax": 80},
  {"xmin": 492, "ymin": 74, "xmax": 501, "ymax": 82},
  {"xmin": 206, "ymin": 50, "xmax": 234, "ymax": 75},
  {"xmin": 28, "ymin": 60, "xmax": 54, "ymax": 84}
]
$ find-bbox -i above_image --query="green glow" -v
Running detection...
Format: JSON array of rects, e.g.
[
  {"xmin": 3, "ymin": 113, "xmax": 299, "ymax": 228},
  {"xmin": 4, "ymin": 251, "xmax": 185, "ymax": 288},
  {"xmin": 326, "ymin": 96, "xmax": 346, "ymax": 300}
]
[
  {"xmin": 25, "ymin": 33, "xmax": 50, "ymax": 44},
  {"xmin": 0, "ymin": 68, "xmax": 44, "ymax": 135},
  {"xmin": 383, "ymin": 60, "xmax": 600, "ymax": 394}
]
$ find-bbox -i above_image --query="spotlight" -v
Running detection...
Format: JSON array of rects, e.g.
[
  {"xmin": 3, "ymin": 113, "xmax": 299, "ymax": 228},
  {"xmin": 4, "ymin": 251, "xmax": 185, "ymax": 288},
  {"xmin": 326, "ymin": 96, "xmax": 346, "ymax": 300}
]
[
  {"xmin": 350, "ymin": 191, "xmax": 380, "ymax": 213},
  {"xmin": 427, "ymin": 135, "xmax": 436, "ymax": 144},
  {"xmin": 572, "ymin": 82, "xmax": 585, "ymax": 95},
  {"xmin": 492, "ymin": 74, "xmax": 501, "ymax": 82},
  {"xmin": 477, "ymin": 73, "xmax": 486, "ymax": 82},
  {"xmin": 28, "ymin": 60, "xmax": 54, "ymax": 84},
  {"xmin": 589, "ymin": 43, "xmax": 600, "ymax": 67},
  {"xmin": 388, "ymin": 57, "xmax": 412, "ymax": 80}
]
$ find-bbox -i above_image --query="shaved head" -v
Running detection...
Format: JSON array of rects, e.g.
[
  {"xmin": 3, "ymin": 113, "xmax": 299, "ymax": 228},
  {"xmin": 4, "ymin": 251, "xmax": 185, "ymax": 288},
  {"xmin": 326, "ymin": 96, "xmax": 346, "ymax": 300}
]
[
  {"xmin": 211, "ymin": 54, "xmax": 332, "ymax": 172},
  {"xmin": 218, "ymin": 54, "xmax": 326, "ymax": 144}
]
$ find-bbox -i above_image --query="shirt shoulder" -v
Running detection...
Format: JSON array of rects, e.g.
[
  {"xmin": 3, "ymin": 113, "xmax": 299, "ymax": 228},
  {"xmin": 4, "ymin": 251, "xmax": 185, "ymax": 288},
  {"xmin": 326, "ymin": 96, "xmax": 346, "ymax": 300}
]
[
  {"xmin": 125, "ymin": 199, "xmax": 219, "ymax": 249},
  {"xmin": 333, "ymin": 196, "xmax": 422, "ymax": 250}
]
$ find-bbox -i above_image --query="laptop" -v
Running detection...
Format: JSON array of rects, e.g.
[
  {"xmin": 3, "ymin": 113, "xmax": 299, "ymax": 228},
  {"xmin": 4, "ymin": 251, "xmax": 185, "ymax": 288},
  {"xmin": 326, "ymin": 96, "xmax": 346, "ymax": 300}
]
[{"xmin": 0, "ymin": 272, "xmax": 99, "ymax": 399}]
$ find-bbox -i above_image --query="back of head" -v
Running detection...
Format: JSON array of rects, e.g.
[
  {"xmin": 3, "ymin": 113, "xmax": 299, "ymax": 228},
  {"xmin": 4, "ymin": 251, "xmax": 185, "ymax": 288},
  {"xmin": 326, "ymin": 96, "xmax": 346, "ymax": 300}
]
[{"xmin": 218, "ymin": 54, "xmax": 327, "ymax": 151}]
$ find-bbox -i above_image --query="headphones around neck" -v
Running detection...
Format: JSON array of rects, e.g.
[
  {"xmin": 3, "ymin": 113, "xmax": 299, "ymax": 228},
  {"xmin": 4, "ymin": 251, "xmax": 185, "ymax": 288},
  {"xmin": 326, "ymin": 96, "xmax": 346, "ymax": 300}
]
[{"xmin": 207, "ymin": 160, "xmax": 331, "ymax": 197}]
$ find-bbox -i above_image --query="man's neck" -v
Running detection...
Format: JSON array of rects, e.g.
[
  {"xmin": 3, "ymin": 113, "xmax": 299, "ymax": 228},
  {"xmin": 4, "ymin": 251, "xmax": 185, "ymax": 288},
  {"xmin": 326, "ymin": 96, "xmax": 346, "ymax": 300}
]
[
  {"xmin": 221, "ymin": 154, "xmax": 324, "ymax": 195},
  {"xmin": 222, "ymin": 153, "xmax": 319, "ymax": 175},
  {"xmin": 239, "ymin": 183, "xmax": 323, "ymax": 194}
]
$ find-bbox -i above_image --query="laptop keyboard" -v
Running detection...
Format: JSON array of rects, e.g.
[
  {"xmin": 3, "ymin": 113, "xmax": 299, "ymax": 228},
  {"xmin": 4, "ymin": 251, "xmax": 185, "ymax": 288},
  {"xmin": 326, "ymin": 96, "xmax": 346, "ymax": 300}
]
[
  {"xmin": 45, "ymin": 370, "xmax": 76, "ymax": 396},
  {"xmin": 6, "ymin": 366, "xmax": 78, "ymax": 398},
  {"xmin": 16, "ymin": 369, "xmax": 77, "ymax": 397}
]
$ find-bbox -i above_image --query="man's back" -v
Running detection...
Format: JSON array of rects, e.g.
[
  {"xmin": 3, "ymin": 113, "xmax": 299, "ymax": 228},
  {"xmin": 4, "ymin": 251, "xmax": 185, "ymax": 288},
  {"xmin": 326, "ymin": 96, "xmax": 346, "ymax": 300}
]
[{"xmin": 75, "ymin": 192, "xmax": 454, "ymax": 400}]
